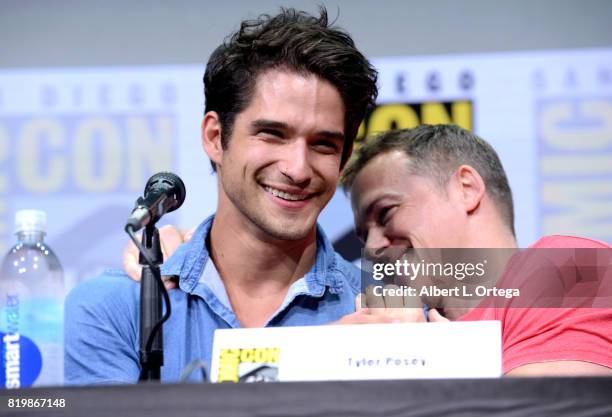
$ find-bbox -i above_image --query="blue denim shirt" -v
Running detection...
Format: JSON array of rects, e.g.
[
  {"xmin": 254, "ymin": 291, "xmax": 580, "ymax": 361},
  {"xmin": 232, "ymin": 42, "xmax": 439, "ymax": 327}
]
[{"xmin": 65, "ymin": 215, "xmax": 360, "ymax": 385}]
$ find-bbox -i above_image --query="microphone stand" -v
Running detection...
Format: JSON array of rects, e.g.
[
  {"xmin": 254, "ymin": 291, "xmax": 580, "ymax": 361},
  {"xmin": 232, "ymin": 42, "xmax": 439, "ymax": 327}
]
[{"xmin": 138, "ymin": 223, "xmax": 164, "ymax": 381}]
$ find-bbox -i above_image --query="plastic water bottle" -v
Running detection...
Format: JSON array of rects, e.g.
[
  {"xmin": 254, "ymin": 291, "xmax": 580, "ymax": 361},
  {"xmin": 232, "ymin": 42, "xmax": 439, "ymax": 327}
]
[{"xmin": 0, "ymin": 210, "xmax": 64, "ymax": 388}]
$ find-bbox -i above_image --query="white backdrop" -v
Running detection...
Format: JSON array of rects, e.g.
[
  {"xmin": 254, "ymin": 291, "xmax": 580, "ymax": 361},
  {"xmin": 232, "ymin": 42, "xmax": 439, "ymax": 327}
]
[{"xmin": 0, "ymin": 48, "xmax": 610, "ymax": 290}]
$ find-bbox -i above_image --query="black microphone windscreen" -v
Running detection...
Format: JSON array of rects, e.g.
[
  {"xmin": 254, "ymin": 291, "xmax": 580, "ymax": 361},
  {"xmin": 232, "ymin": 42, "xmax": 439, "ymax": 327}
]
[{"xmin": 144, "ymin": 172, "xmax": 186, "ymax": 213}]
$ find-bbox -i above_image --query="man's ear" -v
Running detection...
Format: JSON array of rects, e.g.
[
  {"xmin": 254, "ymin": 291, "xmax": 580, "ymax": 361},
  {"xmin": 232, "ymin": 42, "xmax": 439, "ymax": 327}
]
[
  {"xmin": 202, "ymin": 111, "xmax": 223, "ymax": 167},
  {"xmin": 453, "ymin": 165, "xmax": 486, "ymax": 214}
]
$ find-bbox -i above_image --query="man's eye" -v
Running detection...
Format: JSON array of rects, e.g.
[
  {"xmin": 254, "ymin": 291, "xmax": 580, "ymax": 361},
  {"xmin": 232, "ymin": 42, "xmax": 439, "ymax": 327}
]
[
  {"xmin": 377, "ymin": 206, "xmax": 395, "ymax": 226},
  {"xmin": 313, "ymin": 140, "xmax": 340, "ymax": 153},
  {"xmin": 258, "ymin": 129, "xmax": 283, "ymax": 138}
]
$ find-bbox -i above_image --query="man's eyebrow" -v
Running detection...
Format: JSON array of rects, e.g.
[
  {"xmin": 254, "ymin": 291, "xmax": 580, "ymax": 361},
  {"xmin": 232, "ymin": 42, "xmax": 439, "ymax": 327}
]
[
  {"xmin": 251, "ymin": 119, "xmax": 344, "ymax": 142},
  {"xmin": 251, "ymin": 119, "xmax": 290, "ymax": 130}
]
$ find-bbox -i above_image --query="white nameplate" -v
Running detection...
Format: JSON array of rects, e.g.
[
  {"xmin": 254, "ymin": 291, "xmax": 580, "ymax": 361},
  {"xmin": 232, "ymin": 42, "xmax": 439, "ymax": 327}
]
[{"xmin": 211, "ymin": 321, "xmax": 501, "ymax": 382}]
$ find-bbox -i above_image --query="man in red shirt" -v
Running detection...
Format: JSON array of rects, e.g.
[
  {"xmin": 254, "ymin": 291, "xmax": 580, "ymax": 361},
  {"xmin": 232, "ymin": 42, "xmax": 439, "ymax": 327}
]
[{"xmin": 341, "ymin": 124, "xmax": 612, "ymax": 376}]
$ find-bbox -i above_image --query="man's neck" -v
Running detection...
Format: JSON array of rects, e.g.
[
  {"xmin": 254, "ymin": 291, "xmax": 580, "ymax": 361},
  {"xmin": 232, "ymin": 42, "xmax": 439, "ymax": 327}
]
[{"xmin": 209, "ymin": 211, "xmax": 317, "ymax": 327}]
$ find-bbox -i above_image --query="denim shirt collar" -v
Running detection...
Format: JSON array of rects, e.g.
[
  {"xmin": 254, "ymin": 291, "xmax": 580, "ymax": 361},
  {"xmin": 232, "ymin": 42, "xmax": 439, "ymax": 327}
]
[{"xmin": 160, "ymin": 214, "xmax": 344, "ymax": 299}]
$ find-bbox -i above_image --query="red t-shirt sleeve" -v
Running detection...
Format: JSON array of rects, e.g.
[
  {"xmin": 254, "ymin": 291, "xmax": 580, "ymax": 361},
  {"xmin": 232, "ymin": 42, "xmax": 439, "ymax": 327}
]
[
  {"xmin": 460, "ymin": 235, "xmax": 612, "ymax": 373},
  {"xmin": 500, "ymin": 307, "xmax": 612, "ymax": 373}
]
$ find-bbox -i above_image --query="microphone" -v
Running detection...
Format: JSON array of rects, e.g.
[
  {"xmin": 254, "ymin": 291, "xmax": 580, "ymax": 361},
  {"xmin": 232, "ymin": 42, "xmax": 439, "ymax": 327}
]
[{"xmin": 126, "ymin": 172, "xmax": 186, "ymax": 232}]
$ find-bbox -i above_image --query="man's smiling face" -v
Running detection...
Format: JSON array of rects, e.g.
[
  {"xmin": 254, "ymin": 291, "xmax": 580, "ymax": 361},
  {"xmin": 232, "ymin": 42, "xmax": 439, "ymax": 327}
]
[
  {"xmin": 350, "ymin": 150, "xmax": 469, "ymax": 254},
  {"xmin": 215, "ymin": 68, "xmax": 346, "ymax": 241}
]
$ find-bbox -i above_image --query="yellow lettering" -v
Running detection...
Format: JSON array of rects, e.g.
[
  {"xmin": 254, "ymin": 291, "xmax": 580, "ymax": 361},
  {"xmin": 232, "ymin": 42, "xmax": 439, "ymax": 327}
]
[
  {"xmin": 421, "ymin": 102, "xmax": 451, "ymax": 125},
  {"xmin": 126, "ymin": 116, "xmax": 173, "ymax": 190},
  {"xmin": 266, "ymin": 348, "xmax": 279, "ymax": 363},
  {"xmin": 452, "ymin": 101, "xmax": 473, "ymax": 131},
  {"xmin": 367, "ymin": 104, "xmax": 419, "ymax": 137},
  {"xmin": 17, "ymin": 119, "xmax": 66, "ymax": 192},
  {"xmin": 356, "ymin": 120, "xmax": 366, "ymax": 142},
  {"xmin": 217, "ymin": 349, "xmax": 240, "ymax": 383},
  {"xmin": 253, "ymin": 348, "xmax": 265, "ymax": 363},
  {"xmin": 240, "ymin": 348, "xmax": 254, "ymax": 363},
  {"xmin": 73, "ymin": 118, "xmax": 121, "ymax": 191}
]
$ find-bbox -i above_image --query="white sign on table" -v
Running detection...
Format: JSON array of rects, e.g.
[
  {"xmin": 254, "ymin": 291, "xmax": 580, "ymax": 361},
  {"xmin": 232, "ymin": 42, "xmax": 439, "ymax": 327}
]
[{"xmin": 210, "ymin": 321, "xmax": 501, "ymax": 383}]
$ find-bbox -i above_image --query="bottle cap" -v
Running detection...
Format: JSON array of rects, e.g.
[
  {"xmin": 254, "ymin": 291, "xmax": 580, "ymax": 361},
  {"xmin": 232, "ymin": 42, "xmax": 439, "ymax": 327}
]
[{"xmin": 15, "ymin": 209, "xmax": 47, "ymax": 234}]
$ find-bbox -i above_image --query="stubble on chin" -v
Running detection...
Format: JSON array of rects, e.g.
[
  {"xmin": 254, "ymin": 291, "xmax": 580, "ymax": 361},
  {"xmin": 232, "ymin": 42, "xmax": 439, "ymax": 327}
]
[
  {"xmin": 234, "ymin": 189, "xmax": 314, "ymax": 241},
  {"xmin": 222, "ymin": 171, "xmax": 320, "ymax": 241},
  {"xmin": 251, "ymin": 213, "xmax": 313, "ymax": 241}
]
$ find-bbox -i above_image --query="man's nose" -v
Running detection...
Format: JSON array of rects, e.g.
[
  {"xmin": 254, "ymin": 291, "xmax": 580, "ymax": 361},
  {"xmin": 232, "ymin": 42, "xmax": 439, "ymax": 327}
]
[
  {"xmin": 280, "ymin": 140, "xmax": 313, "ymax": 185},
  {"xmin": 365, "ymin": 228, "xmax": 391, "ymax": 255}
]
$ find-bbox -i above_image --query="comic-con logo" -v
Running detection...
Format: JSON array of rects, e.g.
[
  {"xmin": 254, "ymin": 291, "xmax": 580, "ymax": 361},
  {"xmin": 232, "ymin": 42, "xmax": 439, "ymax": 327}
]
[
  {"xmin": 217, "ymin": 347, "xmax": 280, "ymax": 383},
  {"xmin": 355, "ymin": 100, "xmax": 473, "ymax": 147}
]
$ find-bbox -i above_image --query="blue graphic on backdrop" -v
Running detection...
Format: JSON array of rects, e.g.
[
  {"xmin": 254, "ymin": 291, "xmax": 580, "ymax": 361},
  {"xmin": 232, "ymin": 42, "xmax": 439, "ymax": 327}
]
[
  {"xmin": 0, "ymin": 111, "xmax": 177, "ymax": 286},
  {"xmin": 1, "ymin": 114, "xmax": 174, "ymax": 195},
  {"xmin": 538, "ymin": 97, "xmax": 612, "ymax": 241},
  {"xmin": 1, "ymin": 51, "xmax": 610, "ymax": 293}
]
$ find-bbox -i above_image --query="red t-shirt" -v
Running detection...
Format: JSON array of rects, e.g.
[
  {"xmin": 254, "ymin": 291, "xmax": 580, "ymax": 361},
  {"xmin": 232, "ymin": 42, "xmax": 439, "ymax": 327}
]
[{"xmin": 458, "ymin": 235, "xmax": 612, "ymax": 373}]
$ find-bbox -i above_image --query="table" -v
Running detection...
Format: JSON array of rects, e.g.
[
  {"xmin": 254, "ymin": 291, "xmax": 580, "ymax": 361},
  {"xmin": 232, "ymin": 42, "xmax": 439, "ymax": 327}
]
[{"xmin": 1, "ymin": 377, "xmax": 611, "ymax": 417}]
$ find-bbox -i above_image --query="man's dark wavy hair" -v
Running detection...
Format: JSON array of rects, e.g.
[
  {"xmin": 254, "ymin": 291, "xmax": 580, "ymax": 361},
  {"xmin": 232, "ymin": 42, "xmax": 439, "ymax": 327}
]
[{"xmin": 204, "ymin": 6, "xmax": 378, "ymax": 170}]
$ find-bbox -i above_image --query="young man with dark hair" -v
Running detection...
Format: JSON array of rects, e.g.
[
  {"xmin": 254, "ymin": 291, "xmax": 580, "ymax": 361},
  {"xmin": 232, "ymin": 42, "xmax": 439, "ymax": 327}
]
[
  {"xmin": 65, "ymin": 7, "xmax": 383, "ymax": 384},
  {"xmin": 204, "ymin": 8, "xmax": 374, "ymax": 170},
  {"xmin": 343, "ymin": 124, "xmax": 612, "ymax": 376}
]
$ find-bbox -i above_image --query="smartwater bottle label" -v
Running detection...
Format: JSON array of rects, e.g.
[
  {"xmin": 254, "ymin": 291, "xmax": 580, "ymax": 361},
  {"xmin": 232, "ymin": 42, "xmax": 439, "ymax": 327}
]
[{"xmin": 0, "ymin": 332, "xmax": 43, "ymax": 388}]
